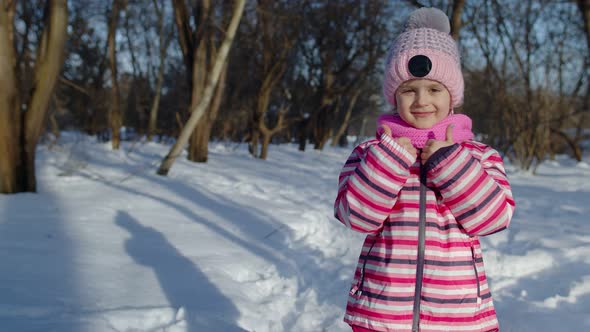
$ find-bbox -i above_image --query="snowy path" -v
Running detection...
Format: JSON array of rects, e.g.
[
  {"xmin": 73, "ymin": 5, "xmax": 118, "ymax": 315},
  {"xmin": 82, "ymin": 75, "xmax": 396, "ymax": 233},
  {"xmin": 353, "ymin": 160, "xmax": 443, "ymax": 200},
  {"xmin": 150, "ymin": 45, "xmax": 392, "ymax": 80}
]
[{"xmin": 0, "ymin": 137, "xmax": 589, "ymax": 331}]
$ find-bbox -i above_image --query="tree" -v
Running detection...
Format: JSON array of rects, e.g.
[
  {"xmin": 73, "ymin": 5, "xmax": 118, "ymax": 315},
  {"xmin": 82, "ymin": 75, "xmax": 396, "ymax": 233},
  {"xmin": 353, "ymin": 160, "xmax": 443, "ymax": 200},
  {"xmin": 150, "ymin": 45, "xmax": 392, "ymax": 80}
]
[
  {"xmin": 58, "ymin": 1, "xmax": 110, "ymax": 136},
  {"xmin": 330, "ymin": 89, "xmax": 361, "ymax": 147},
  {"xmin": 578, "ymin": 0, "xmax": 590, "ymax": 48},
  {"xmin": 463, "ymin": 0, "xmax": 587, "ymax": 170},
  {"xmin": 450, "ymin": 0, "xmax": 465, "ymax": 40},
  {"xmin": 107, "ymin": 0, "xmax": 127, "ymax": 149},
  {"xmin": 158, "ymin": 0, "xmax": 246, "ymax": 175},
  {"xmin": 563, "ymin": 0, "xmax": 590, "ymax": 160},
  {"xmin": 171, "ymin": 0, "xmax": 233, "ymax": 163},
  {"xmin": 0, "ymin": 0, "xmax": 68, "ymax": 193},
  {"xmin": 147, "ymin": 0, "xmax": 173, "ymax": 140},
  {"xmin": 247, "ymin": 0, "xmax": 299, "ymax": 159},
  {"xmin": 297, "ymin": 0, "xmax": 388, "ymax": 151}
]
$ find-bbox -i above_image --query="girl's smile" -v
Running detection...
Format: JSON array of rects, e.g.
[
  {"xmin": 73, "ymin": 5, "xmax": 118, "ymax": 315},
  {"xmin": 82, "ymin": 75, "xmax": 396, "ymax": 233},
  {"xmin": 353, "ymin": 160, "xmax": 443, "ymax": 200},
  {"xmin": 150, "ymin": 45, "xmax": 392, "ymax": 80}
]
[{"xmin": 411, "ymin": 111, "xmax": 436, "ymax": 118}]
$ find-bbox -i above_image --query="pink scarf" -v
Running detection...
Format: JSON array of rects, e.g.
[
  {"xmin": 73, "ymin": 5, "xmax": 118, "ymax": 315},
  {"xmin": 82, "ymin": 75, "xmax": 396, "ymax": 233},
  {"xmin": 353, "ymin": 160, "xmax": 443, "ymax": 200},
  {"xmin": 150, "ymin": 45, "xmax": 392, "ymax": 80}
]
[{"xmin": 376, "ymin": 114, "xmax": 474, "ymax": 148}]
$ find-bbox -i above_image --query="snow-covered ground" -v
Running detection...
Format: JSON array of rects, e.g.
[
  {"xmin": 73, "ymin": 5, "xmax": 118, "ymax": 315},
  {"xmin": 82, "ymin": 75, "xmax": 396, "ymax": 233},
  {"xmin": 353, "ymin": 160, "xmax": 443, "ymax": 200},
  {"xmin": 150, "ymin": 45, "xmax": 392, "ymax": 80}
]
[{"xmin": 1, "ymin": 134, "xmax": 589, "ymax": 332}]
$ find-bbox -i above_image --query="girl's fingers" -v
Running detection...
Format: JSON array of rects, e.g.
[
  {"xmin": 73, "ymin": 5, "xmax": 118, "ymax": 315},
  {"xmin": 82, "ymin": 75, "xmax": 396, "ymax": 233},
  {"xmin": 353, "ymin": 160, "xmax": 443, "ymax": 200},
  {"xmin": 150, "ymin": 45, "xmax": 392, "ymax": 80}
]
[
  {"xmin": 397, "ymin": 137, "xmax": 411, "ymax": 145},
  {"xmin": 446, "ymin": 124, "xmax": 455, "ymax": 143},
  {"xmin": 381, "ymin": 125, "xmax": 392, "ymax": 136}
]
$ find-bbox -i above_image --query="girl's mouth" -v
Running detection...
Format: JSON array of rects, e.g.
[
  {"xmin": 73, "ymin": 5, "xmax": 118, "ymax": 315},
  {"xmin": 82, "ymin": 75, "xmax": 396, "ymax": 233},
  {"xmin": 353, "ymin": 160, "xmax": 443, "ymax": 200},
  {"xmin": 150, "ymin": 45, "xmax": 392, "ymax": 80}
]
[{"xmin": 412, "ymin": 112, "xmax": 434, "ymax": 118}]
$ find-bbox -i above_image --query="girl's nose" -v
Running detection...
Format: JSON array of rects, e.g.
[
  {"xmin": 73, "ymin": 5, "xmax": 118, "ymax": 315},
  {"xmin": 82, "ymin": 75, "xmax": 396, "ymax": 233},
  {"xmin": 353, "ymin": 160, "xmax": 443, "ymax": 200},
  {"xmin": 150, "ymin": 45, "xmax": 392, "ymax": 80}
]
[{"xmin": 414, "ymin": 90, "xmax": 428, "ymax": 106}]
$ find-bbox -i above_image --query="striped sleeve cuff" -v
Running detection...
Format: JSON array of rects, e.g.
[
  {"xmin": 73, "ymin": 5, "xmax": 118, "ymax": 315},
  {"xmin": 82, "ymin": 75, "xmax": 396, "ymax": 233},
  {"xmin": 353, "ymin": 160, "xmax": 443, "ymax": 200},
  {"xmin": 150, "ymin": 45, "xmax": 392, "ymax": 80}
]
[
  {"xmin": 424, "ymin": 144, "xmax": 460, "ymax": 173},
  {"xmin": 425, "ymin": 144, "xmax": 463, "ymax": 175},
  {"xmin": 375, "ymin": 134, "xmax": 417, "ymax": 170}
]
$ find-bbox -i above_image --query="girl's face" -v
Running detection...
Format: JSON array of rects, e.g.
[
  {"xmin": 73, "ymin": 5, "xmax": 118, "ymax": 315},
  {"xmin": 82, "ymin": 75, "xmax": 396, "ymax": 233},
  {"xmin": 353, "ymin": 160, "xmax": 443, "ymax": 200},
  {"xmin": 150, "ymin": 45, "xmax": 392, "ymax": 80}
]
[{"xmin": 395, "ymin": 79, "xmax": 451, "ymax": 129}]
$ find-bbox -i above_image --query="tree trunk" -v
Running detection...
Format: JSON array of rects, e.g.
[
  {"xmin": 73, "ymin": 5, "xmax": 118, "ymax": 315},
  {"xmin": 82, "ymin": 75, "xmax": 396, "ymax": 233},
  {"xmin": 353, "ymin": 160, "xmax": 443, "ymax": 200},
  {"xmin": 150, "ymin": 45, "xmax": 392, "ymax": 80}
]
[
  {"xmin": 249, "ymin": 119, "xmax": 260, "ymax": 156},
  {"xmin": 0, "ymin": 1, "xmax": 21, "ymax": 193},
  {"xmin": 332, "ymin": 123, "xmax": 349, "ymax": 147},
  {"xmin": 188, "ymin": 120, "xmax": 210, "ymax": 162},
  {"xmin": 573, "ymin": 143, "xmax": 583, "ymax": 162},
  {"xmin": 249, "ymin": 1, "xmax": 294, "ymax": 160},
  {"xmin": 313, "ymin": 104, "xmax": 334, "ymax": 150},
  {"xmin": 312, "ymin": 72, "xmax": 336, "ymax": 151},
  {"xmin": 0, "ymin": 0, "xmax": 67, "ymax": 193},
  {"xmin": 147, "ymin": 0, "xmax": 169, "ymax": 141},
  {"xmin": 354, "ymin": 115, "xmax": 368, "ymax": 145},
  {"xmin": 49, "ymin": 113, "xmax": 60, "ymax": 139},
  {"xmin": 186, "ymin": 38, "xmax": 207, "ymax": 159},
  {"xmin": 147, "ymin": 66, "xmax": 164, "ymax": 140},
  {"xmin": 259, "ymin": 134, "xmax": 271, "ymax": 160},
  {"xmin": 253, "ymin": 69, "xmax": 284, "ymax": 159},
  {"xmin": 314, "ymin": 131, "xmax": 332, "ymax": 150},
  {"xmin": 171, "ymin": 0, "xmax": 194, "ymax": 88},
  {"xmin": 188, "ymin": 62, "xmax": 227, "ymax": 163},
  {"xmin": 258, "ymin": 106, "xmax": 287, "ymax": 160},
  {"xmin": 576, "ymin": 0, "xmax": 590, "ymax": 160},
  {"xmin": 297, "ymin": 117, "xmax": 309, "ymax": 152},
  {"xmin": 552, "ymin": 128, "xmax": 584, "ymax": 162},
  {"xmin": 187, "ymin": 59, "xmax": 227, "ymax": 162},
  {"xmin": 450, "ymin": 0, "xmax": 465, "ymax": 40},
  {"xmin": 331, "ymin": 90, "xmax": 360, "ymax": 147},
  {"xmin": 25, "ymin": 0, "xmax": 68, "ymax": 191},
  {"xmin": 578, "ymin": 0, "xmax": 590, "ymax": 50},
  {"xmin": 158, "ymin": 0, "xmax": 245, "ymax": 175},
  {"xmin": 107, "ymin": 0, "xmax": 125, "ymax": 150}
]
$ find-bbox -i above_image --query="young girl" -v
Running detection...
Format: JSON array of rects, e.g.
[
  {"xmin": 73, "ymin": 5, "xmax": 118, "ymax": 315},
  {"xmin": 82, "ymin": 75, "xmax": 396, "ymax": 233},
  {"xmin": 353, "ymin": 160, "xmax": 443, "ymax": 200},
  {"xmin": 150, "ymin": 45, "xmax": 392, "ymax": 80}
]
[{"xmin": 334, "ymin": 7, "xmax": 515, "ymax": 332}]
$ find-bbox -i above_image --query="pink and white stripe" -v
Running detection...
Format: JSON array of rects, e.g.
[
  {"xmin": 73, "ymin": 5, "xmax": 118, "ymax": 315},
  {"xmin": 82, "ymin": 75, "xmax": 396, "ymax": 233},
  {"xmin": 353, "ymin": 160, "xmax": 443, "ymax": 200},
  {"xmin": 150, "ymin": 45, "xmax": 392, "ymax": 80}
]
[{"xmin": 334, "ymin": 137, "xmax": 513, "ymax": 332}]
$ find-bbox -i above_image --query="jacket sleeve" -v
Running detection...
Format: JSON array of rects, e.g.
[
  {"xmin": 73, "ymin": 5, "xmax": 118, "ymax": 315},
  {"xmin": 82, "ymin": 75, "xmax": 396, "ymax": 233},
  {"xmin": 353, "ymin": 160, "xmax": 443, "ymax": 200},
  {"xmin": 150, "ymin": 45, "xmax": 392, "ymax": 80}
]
[
  {"xmin": 334, "ymin": 134, "xmax": 416, "ymax": 233},
  {"xmin": 426, "ymin": 143, "xmax": 515, "ymax": 236}
]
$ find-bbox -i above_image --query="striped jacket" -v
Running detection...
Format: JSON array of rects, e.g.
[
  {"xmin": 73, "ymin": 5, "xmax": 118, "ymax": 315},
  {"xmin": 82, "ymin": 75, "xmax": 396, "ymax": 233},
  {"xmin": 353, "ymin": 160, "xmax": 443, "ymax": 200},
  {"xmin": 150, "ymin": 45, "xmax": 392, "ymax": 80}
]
[{"xmin": 334, "ymin": 134, "xmax": 514, "ymax": 332}]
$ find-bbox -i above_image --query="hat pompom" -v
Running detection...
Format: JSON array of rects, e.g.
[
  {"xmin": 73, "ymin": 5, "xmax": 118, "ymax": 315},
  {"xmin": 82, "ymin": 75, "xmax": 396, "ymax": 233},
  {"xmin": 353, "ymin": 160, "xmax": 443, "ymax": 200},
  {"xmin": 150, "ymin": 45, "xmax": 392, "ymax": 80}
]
[{"xmin": 405, "ymin": 7, "xmax": 450, "ymax": 34}]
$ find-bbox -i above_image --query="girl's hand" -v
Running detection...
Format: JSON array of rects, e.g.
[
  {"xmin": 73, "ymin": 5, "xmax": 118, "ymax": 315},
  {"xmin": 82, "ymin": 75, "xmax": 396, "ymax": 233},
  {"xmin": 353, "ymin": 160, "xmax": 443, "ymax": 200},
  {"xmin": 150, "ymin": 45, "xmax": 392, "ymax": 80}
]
[
  {"xmin": 421, "ymin": 124, "xmax": 454, "ymax": 164},
  {"xmin": 381, "ymin": 125, "xmax": 417, "ymax": 157}
]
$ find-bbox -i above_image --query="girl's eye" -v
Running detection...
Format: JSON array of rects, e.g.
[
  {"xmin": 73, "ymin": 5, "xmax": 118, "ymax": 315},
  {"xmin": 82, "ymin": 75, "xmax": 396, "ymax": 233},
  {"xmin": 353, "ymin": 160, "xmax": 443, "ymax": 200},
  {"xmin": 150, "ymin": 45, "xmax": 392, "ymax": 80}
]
[
  {"xmin": 400, "ymin": 89, "xmax": 415, "ymax": 94},
  {"xmin": 430, "ymin": 88, "xmax": 441, "ymax": 93}
]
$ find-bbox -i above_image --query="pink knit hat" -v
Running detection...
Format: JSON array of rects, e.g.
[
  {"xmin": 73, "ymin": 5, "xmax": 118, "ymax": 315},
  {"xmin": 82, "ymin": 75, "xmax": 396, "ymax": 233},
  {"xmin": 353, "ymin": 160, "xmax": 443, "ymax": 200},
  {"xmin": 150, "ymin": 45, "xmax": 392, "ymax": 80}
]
[{"xmin": 383, "ymin": 7, "xmax": 464, "ymax": 108}]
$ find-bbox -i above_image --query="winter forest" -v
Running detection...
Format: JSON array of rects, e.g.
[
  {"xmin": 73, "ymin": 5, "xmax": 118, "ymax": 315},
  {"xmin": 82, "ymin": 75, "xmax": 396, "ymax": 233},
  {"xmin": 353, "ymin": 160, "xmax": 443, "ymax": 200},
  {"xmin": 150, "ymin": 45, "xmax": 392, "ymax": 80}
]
[
  {"xmin": 1, "ymin": 0, "xmax": 589, "ymax": 331},
  {"xmin": 0, "ymin": 0, "xmax": 588, "ymax": 193}
]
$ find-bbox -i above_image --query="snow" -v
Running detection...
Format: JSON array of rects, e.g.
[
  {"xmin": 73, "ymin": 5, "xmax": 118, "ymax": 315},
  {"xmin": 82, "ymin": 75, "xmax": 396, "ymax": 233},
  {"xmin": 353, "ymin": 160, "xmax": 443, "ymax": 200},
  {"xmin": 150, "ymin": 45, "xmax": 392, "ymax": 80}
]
[{"xmin": 1, "ymin": 135, "xmax": 589, "ymax": 332}]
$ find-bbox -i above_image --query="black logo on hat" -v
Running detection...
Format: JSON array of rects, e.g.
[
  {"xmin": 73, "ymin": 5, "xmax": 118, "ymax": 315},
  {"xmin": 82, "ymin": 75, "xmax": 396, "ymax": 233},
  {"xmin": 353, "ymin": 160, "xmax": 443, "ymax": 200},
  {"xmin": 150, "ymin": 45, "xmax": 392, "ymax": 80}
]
[{"xmin": 408, "ymin": 55, "xmax": 432, "ymax": 77}]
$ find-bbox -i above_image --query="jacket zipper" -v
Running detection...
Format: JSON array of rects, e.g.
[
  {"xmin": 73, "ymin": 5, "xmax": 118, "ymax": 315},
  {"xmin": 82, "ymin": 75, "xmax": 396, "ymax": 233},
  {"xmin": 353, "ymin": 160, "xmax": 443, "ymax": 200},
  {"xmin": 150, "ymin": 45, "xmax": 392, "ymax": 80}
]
[
  {"xmin": 471, "ymin": 245, "xmax": 482, "ymax": 306},
  {"xmin": 351, "ymin": 234, "xmax": 379, "ymax": 297},
  {"xmin": 412, "ymin": 158, "xmax": 427, "ymax": 332}
]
